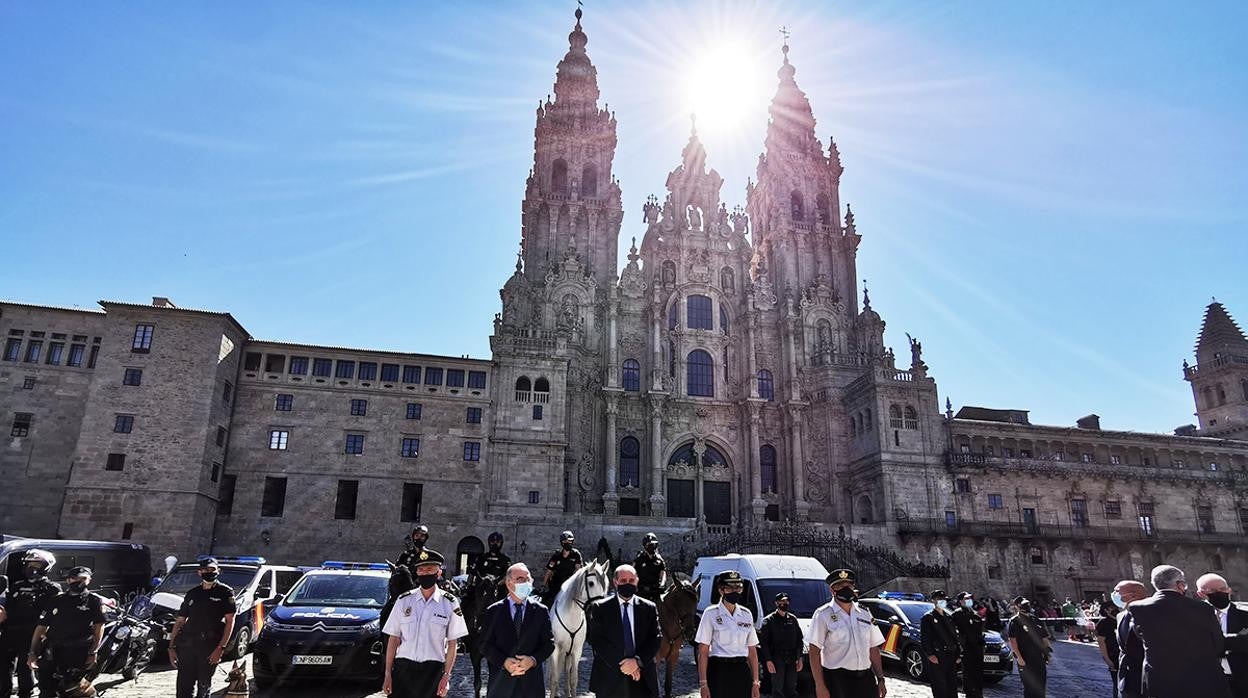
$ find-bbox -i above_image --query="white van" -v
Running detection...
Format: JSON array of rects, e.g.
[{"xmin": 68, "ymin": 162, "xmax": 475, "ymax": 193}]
[{"xmin": 691, "ymin": 554, "xmax": 832, "ymax": 638}]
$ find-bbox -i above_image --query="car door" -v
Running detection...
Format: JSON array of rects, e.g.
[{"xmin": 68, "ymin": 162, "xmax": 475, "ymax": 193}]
[{"xmin": 864, "ymin": 602, "xmax": 903, "ymax": 660}]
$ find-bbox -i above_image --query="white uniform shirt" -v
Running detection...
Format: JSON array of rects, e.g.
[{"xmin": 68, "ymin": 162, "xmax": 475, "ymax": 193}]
[
  {"xmin": 382, "ymin": 587, "xmax": 468, "ymax": 663},
  {"xmin": 695, "ymin": 602, "xmax": 759, "ymax": 658},
  {"xmin": 804, "ymin": 600, "xmax": 884, "ymax": 671}
]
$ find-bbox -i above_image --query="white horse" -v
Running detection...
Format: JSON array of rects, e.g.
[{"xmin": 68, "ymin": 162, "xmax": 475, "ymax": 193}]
[{"xmin": 546, "ymin": 559, "xmax": 609, "ymax": 698}]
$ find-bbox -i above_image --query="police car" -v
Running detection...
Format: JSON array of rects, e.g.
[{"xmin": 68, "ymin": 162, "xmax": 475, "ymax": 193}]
[
  {"xmin": 147, "ymin": 556, "xmax": 301, "ymax": 659},
  {"xmin": 251, "ymin": 562, "xmax": 390, "ymax": 689},
  {"xmin": 858, "ymin": 592, "xmax": 1014, "ymax": 684}
]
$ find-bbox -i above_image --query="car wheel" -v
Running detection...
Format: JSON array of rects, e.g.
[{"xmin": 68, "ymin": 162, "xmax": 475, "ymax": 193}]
[
  {"xmin": 983, "ymin": 675, "xmax": 1005, "ymax": 685},
  {"xmin": 904, "ymin": 645, "xmax": 926, "ymax": 681},
  {"xmin": 229, "ymin": 625, "xmax": 251, "ymax": 660}
]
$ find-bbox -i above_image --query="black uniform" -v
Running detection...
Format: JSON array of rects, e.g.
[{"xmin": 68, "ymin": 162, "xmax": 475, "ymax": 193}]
[
  {"xmin": 952, "ymin": 606, "xmax": 986, "ymax": 698},
  {"xmin": 468, "ymin": 550, "xmax": 511, "ymax": 582},
  {"xmin": 633, "ymin": 550, "xmax": 667, "ymax": 604},
  {"xmin": 0, "ymin": 576, "xmax": 60, "ymax": 698},
  {"xmin": 38, "ymin": 591, "xmax": 106, "ymax": 692},
  {"xmin": 1006, "ymin": 612, "xmax": 1050, "ymax": 698},
  {"xmin": 173, "ymin": 583, "xmax": 236, "ymax": 698},
  {"xmin": 396, "ymin": 545, "xmax": 429, "ymax": 577},
  {"xmin": 544, "ymin": 548, "xmax": 583, "ymax": 604},
  {"xmin": 758, "ymin": 611, "xmax": 803, "ymax": 698},
  {"xmin": 919, "ymin": 609, "xmax": 962, "ymax": 698}
]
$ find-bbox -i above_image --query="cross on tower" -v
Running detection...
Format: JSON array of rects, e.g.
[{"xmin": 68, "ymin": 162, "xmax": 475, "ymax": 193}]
[{"xmin": 779, "ymin": 26, "xmax": 791, "ymax": 47}]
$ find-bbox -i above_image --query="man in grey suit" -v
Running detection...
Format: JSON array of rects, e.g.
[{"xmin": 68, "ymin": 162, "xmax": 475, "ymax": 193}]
[
  {"xmin": 1127, "ymin": 564, "xmax": 1229, "ymax": 698},
  {"xmin": 478, "ymin": 563, "xmax": 555, "ymax": 698}
]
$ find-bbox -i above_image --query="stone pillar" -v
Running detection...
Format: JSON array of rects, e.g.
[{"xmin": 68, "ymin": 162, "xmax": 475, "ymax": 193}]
[
  {"xmin": 694, "ymin": 444, "xmax": 706, "ymax": 524},
  {"xmin": 789, "ymin": 409, "xmax": 810, "ymax": 519},
  {"xmin": 649, "ymin": 398, "xmax": 665, "ymax": 514},
  {"xmin": 785, "ymin": 316, "xmax": 801, "ymax": 401},
  {"xmin": 651, "ymin": 305, "xmax": 664, "ymax": 391},
  {"xmin": 748, "ymin": 404, "xmax": 766, "ymax": 520},
  {"xmin": 606, "ymin": 290, "xmax": 619, "ymax": 388},
  {"xmin": 746, "ymin": 309, "xmax": 759, "ymax": 398},
  {"xmin": 603, "ymin": 396, "xmax": 619, "ymax": 515}
]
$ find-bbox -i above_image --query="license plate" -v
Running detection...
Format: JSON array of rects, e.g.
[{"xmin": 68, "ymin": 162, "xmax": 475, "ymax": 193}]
[
  {"xmin": 291, "ymin": 655, "xmax": 333, "ymax": 665},
  {"xmin": 983, "ymin": 655, "xmax": 1000, "ymax": 663}
]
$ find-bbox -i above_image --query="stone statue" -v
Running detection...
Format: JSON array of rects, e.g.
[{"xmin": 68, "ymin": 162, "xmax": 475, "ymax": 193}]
[
  {"xmin": 643, "ymin": 194, "xmax": 660, "ymax": 224},
  {"xmin": 689, "ymin": 205, "xmax": 702, "ymax": 231},
  {"xmin": 558, "ymin": 296, "xmax": 578, "ymax": 330},
  {"xmin": 716, "ymin": 203, "xmax": 729, "ymax": 234},
  {"xmin": 907, "ymin": 333, "xmax": 923, "ymax": 367},
  {"xmin": 661, "ymin": 196, "xmax": 676, "ymax": 231}
]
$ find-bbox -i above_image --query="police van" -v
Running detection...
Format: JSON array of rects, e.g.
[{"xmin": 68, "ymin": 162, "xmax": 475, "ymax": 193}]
[
  {"xmin": 146, "ymin": 555, "xmax": 301, "ymax": 659},
  {"xmin": 0, "ymin": 536, "xmax": 152, "ymax": 601},
  {"xmin": 251, "ymin": 561, "xmax": 390, "ymax": 689},
  {"xmin": 692, "ymin": 554, "xmax": 832, "ymax": 635}
]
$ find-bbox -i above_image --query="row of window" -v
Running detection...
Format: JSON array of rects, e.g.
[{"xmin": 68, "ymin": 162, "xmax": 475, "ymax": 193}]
[
  {"xmin": 958, "ymin": 442, "xmax": 1230, "ymax": 470},
  {"xmin": 244, "ymin": 352, "xmax": 487, "ymax": 390},
  {"xmin": 961, "ymin": 484, "xmax": 1247, "ymax": 534},
  {"xmin": 851, "ymin": 404, "xmax": 919, "ymax": 437},
  {"xmin": 272, "ymin": 395, "xmax": 483, "ymax": 424},
  {"xmin": 4, "ymin": 333, "xmax": 99, "ymax": 368},
  {"xmin": 667, "ymin": 294, "xmax": 731, "ymax": 334},
  {"xmin": 265, "ymin": 429, "xmax": 482, "ymax": 461}
]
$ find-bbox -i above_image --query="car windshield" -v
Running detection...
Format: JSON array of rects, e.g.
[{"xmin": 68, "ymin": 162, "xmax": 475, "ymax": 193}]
[
  {"xmin": 755, "ymin": 578, "xmax": 833, "ymax": 617},
  {"xmin": 284, "ymin": 575, "xmax": 387, "ymax": 608},
  {"xmin": 895, "ymin": 601, "xmax": 933, "ymax": 625},
  {"xmin": 157, "ymin": 568, "xmax": 255, "ymax": 595}
]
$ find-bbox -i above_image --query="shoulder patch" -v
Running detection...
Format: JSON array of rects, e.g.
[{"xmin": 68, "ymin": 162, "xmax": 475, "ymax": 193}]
[{"xmin": 453, "ymin": 606, "xmax": 463, "ymax": 616}]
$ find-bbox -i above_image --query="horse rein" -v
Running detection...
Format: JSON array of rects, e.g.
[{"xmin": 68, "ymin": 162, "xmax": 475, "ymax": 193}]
[{"xmin": 553, "ymin": 567, "xmax": 606, "ymax": 658}]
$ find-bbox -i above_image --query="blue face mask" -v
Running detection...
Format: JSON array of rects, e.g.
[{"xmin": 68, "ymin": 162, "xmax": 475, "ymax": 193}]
[
  {"xmin": 514, "ymin": 581, "xmax": 534, "ymax": 600},
  {"xmin": 936, "ymin": 599, "xmax": 948, "ymax": 611},
  {"xmin": 962, "ymin": 599, "xmax": 974, "ymax": 609},
  {"xmin": 1111, "ymin": 591, "xmax": 1126, "ymax": 609}
]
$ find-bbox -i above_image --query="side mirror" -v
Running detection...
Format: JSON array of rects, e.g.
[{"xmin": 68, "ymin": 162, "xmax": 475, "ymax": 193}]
[
  {"xmin": 889, "ymin": 615, "xmax": 902, "ymax": 623},
  {"xmin": 257, "ymin": 586, "xmax": 272, "ymax": 599},
  {"xmin": 269, "ymin": 594, "xmax": 285, "ymax": 607}
]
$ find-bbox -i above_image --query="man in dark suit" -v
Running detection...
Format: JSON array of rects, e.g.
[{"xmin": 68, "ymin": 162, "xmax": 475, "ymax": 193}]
[
  {"xmin": 1197, "ymin": 572, "xmax": 1248, "ymax": 697},
  {"xmin": 1114, "ymin": 580, "xmax": 1149, "ymax": 698},
  {"xmin": 587, "ymin": 564, "xmax": 662, "ymax": 698},
  {"xmin": 1127, "ymin": 564, "xmax": 1229, "ymax": 698},
  {"xmin": 478, "ymin": 563, "xmax": 555, "ymax": 698}
]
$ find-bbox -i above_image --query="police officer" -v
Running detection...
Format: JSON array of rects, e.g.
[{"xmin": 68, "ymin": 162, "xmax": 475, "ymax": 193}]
[
  {"xmin": 1005, "ymin": 596, "xmax": 1051, "ymax": 698},
  {"xmin": 634, "ymin": 533, "xmax": 667, "ymax": 605},
  {"xmin": 382, "ymin": 548, "xmax": 468, "ymax": 697},
  {"xmin": 694, "ymin": 571, "xmax": 761, "ymax": 698},
  {"xmin": 468, "ymin": 532, "xmax": 512, "ymax": 583},
  {"xmin": 168, "ymin": 557, "xmax": 236, "ymax": 698},
  {"xmin": 541, "ymin": 531, "xmax": 583, "ymax": 607},
  {"xmin": 805, "ymin": 569, "xmax": 887, "ymax": 698},
  {"xmin": 952, "ymin": 591, "xmax": 986, "ymax": 698},
  {"xmin": 397, "ymin": 525, "xmax": 432, "ymax": 576},
  {"xmin": 27, "ymin": 566, "xmax": 105, "ymax": 694},
  {"xmin": 920, "ymin": 590, "xmax": 961, "ymax": 698},
  {"xmin": 2, "ymin": 549, "xmax": 60, "ymax": 698},
  {"xmin": 759, "ymin": 592, "xmax": 804, "ymax": 698}
]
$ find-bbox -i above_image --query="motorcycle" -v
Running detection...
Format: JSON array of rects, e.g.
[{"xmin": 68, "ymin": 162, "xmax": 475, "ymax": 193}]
[{"xmin": 87, "ymin": 593, "xmax": 159, "ymax": 682}]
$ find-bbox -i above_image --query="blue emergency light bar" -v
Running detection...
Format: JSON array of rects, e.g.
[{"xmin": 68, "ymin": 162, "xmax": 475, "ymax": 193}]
[
  {"xmin": 196, "ymin": 555, "xmax": 266, "ymax": 565},
  {"xmin": 322, "ymin": 561, "xmax": 389, "ymax": 571},
  {"xmin": 876, "ymin": 591, "xmax": 926, "ymax": 601}
]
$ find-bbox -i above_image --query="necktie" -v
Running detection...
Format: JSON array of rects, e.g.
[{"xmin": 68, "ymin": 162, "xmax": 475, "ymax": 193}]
[
  {"xmin": 513, "ymin": 601, "xmax": 524, "ymax": 635},
  {"xmin": 622, "ymin": 601, "xmax": 636, "ymax": 657}
]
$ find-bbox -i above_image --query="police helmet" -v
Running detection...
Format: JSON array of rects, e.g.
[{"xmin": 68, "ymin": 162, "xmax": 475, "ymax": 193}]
[
  {"xmin": 559, "ymin": 530, "xmax": 575, "ymax": 542},
  {"xmin": 22, "ymin": 549, "xmax": 56, "ymax": 569},
  {"xmin": 488, "ymin": 531, "xmax": 504, "ymax": 545},
  {"xmin": 642, "ymin": 532, "xmax": 659, "ymax": 544},
  {"xmin": 412, "ymin": 525, "xmax": 429, "ymax": 536}
]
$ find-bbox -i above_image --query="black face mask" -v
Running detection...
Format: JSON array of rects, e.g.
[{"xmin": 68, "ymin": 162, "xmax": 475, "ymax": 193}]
[
  {"xmin": 561, "ymin": 543, "xmax": 573, "ymax": 551},
  {"xmin": 25, "ymin": 566, "xmax": 45, "ymax": 581},
  {"xmin": 489, "ymin": 544, "xmax": 502, "ymax": 553},
  {"xmin": 617, "ymin": 583, "xmax": 637, "ymax": 599},
  {"xmin": 412, "ymin": 538, "xmax": 427, "ymax": 550},
  {"xmin": 834, "ymin": 587, "xmax": 857, "ymax": 603},
  {"xmin": 777, "ymin": 603, "xmax": 790, "ymax": 613},
  {"xmin": 644, "ymin": 543, "xmax": 658, "ymax": 553},
  {"xmin": 1207, "ymin": 591, "xmax": 1232, "ymax": 610},
  {"xmin": 68, "ymin": 581, "xmax": 88, "ymax": 595},
  {"xmin": 722, "ymin": 591, "xmax": 742, "ymax": 605},
  {"xmin": 200, "ymin": 572, "xmax": 219, "ymax": 583},
  {"xmin": 416, "ymin": 574, "xmax": 439, "ymax": 590}
]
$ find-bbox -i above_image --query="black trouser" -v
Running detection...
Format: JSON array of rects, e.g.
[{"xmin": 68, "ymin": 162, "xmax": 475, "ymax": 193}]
[
  {"xmin": 822, "ymin": 667, "xmax": 878, "ymax": 698},
  {"xmin": 1, "ymin": 627, "xmax": 40, "ymax": 698},
  {"xmin": 1019, "ymin": 656, "xmax": 1047, "ymax": 698},
  {"xmin": 708, "ymin": 656, "xmax": 752, "ymax": 698},
  {"xmin": 961, "ymin": 650, "xmax": 984, "ymax": 698},
  {"xmin": 44, "ymin": 643, "xmax": 92, "ymax": 696},
  {"xmin": 175, "ymin": 633, "xmax": 220, "ymax": 698},
  {"xmin": 392, "ymin": 658, "xmax": 444, "ymax": 697},
  {"xmin": 924, "ymin": 652, "xmax": 958, "ymax": 698},
  {"xmin": 768, "ymin": 657, "xmax": 798, "ymax": 698}
]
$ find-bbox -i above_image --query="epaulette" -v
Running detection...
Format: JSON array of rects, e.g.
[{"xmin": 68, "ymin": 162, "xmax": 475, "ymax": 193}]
[
  {"xmin": 397, "ymin": 589, "xmax": 416, "ymax": 600},
  {"xmin": 442, "ymin": 590, "xmax": 458, "ymax": 601}
]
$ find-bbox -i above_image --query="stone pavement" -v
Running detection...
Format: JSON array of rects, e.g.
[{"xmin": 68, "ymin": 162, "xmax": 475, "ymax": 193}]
[{"xmin": 91, "ymin": 639, "xmax": 1112, "ymax": 697}]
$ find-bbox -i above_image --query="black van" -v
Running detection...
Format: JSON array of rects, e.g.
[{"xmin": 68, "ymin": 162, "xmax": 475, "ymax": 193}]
[{"xmin": 0, "ymin": 536, "xmax": 152, "ymax": 601}]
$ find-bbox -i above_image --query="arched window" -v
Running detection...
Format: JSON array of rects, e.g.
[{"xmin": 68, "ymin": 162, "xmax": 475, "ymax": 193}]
[
  {"xmin": 847, "ymin": 416, "xmax": 856, "ymax": 437},
  {"xmin": 622, "ymin": 359, "xmax": 641, "ymax": 392},
  {"xmin": 551, "ymin": 159, "xmax": 568, "ymax": 195},
  {"xmin": 856, "ymin": 495, "xmax": 874, "ymax": 524},
  {"xmin": 864, "ymin": 408, "xmax": 873, "ymax": 432},
  {"xmin": 687, "ymin": 295, "xmax": 713, "ymax": 330},
  {"xmin": 534, "ymin": 377, "xmax": 550, "ymax": 393},
  {"xmin": 816, "ymin": 192, "xmax": 831, "ymax": 224},
  {"xmin": 757, "ymin": 369, "xmax": 774, "ymax": 401},
  {"xmin": 455, "ymin": 536, "xmax": 485, "ymax": 576},
  {"xmin": 668, "ymin": 301, "xmax": 679, "ymax": 330},
  {"xmin": 515, "ymin": 376, "xmax": 531, "ymax": 395},
  {"xmin": 619, "ymin": 436, "xmax": 640, "ymax": 487},
  {"xmin": 1218, "ymin": 384, "xmax": 1228, "ymax": 405},
  {"xmin": 760, "ymin": 445, "xmax": 778, "ymax": 494},
  {"xmin": 719, "ymin": 306, "xmax": 729, "ymax": 335},
  {"xmin": 889, "ymin": 404, "xmax": 903, "ymax": 428},
  {"xmin": 790, "ymin": 190, "xmax": 804, "ymax": 221},
  {"xmin": 661, "ymin": 259, "xmax": 677, "ymax": 286},
  {"xmin": 720, "ymin": 266, "xmax": 735, "ymax": 292},
  {"xmin": 581, "ymin": 163, "xmax": 598, "ymax": 198},
  {"xmin": 904, "ymin": 405, "xmax": 918, "ymax": 429},
  {"xmin": 854, "ymin": 413, "xmax": 862, "ymax": 436},
  {"xmin": 687, "ymin": 350, "xmax": 714, "ymax": 397},
  {"xmin": 668, "ymin": 442, "xmax": 727, "ymax": 467}
]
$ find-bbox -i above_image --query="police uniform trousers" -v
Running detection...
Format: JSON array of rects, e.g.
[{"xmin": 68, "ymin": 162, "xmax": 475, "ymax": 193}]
[
  {"xmin": 707, "ymin": 657, "xmax": 752, "ymax": 698},
  {"xmin": 1018, "ymin": 658, "xmax": 1047, "ymax": 698},
  {"xmin": 1, "ymin": 627, "xmax": 41, "ymax": 698},
  {"xmin": 769, "ymin": 659, "xmax": 799, "ymax": 698},
  {"xmin": 175, "ymin": 632, "xmax": 219, "ymax": 698},
  {"xmin": 923, "ymin": 652, "xmax": 958, "ymax": 698},
  {"xmin": 822, "ymin": 667, "xmax": 878, "ymax": 698},
  {"xmin": 44, "ymin": 641, "xmax": 92, "ymax": 694},
  {"xmin": 393, "ymin": 658, "xmax": 444, "ymax": 697},
  {"xmin": 960, "ymin": 648, "xmax": 985, "ymax": 698}
]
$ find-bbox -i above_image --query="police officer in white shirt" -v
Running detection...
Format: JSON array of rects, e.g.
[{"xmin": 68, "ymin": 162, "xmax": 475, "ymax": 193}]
[
  {"xmin": 805, "ymin": 569, "xmax": 887, "ymax": 698},
  {"xmin": 381, "ymin": 549, "xmax": 468, "ymax": 697},
  {"xmin": 695, "ymin": 571, "xmax": 761, "ymax": 698}
]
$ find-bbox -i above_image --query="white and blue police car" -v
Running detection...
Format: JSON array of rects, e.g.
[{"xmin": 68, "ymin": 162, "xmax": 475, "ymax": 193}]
[{"xmin": 251, "ymin": 561, "xmax": 391, "ymax": 689}]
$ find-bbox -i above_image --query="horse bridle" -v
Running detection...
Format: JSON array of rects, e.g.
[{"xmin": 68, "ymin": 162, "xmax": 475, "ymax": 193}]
[
  {"xmin": 660, "ymin": 585, "xmax": 697, "ymax": 644},
  {"xmin": 554, "ymin": 566, "xmax": 607, "ymax": 657}
]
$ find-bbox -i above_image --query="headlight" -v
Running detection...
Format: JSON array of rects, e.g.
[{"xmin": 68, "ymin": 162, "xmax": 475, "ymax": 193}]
[
  {"xmin": 362, "ymin": 620, "xmax": 380, "ymax": 634},
  {"xmin": 262, "ymin": 620, "xmax": 300, "ymax": 633}
]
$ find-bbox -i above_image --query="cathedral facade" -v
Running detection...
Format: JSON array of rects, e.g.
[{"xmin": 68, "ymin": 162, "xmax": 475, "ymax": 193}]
[{"xmin": 3, "ymin": 11, "xmax": 1247, "ymax": 602}]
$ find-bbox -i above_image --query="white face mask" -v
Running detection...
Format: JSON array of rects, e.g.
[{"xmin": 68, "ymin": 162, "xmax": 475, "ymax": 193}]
[
  {"xmin": 962, "ymin": 599, "xmax": 974, "ymax": 609},
  {"xmin": 513, "ymin": 581, "xmax": 533, "ymax": 600},
  {"xmin": 935, "ymin": 599, "xmax": 948, "ymax": 611}
]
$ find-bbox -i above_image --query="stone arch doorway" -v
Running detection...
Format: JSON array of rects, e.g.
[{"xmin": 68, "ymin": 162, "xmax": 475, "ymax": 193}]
[
  {"xmin": 456, "ymin": 535, "xmax": 484, "ymax": 576},
  {"xmin": 665, "ymin": 441, "xmax": 733, "ymax": 527}
]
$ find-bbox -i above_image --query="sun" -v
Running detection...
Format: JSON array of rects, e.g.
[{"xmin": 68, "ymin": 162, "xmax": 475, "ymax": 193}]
[{"xmin": 682, "ymin": 41, "xmax": 770, "ymax": 138}]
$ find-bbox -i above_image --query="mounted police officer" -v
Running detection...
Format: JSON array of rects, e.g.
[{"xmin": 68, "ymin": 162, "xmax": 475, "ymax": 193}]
[
  {"xmin": 633, "ymin": 532, "xmax": 667, "ymax": 605},
  {"xmin": 541, "ymin": 531, "xmax": 583, "ymax": 607},
  {"xmin": 1, "ymin": 549, "xmax": 60, "ymax": 698},
  {"xmin": 27, "ymin": 566, "xmax": 105, "ymax": 696},
  {"xmin": 468, "ymin": 532, "xmax": 511, "ymax": 584},
  {"xmin": 382, "ymin": 548, "xmax": 467, "ymax": 697},
  {"xmin": 168, "ymin": 557, "xmax": 236, "ymax": 698},
  {"xmin": 397, "ymin": 525, "xmax": 431, "ymax": 576}
]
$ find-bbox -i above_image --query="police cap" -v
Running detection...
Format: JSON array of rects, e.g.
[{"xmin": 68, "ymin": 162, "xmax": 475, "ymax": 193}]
[
  {"xmin": 930, "ymin": 589, "xmax": 948, "ymax": 600},
  {"xmin": 774, "ymin": 592, "xmax": 790, "ymax": 602},
  {"xmin": 643, "ymin": 532, "xmax": 659, "ymax": 544},
  {"xmin": 826, "ymin": 568, "xmax": 856, "ymax": 585},
  {"xmin": 1011, "ymin": 595, "xmax": 1027, "ymax": 606},
  {"xmin": 955, "ymin": 591, "xmax": 974, "ymax": 601},
  {"xmin": 64, "ymin": 566, "xmax": 93, "ymax": 579},
  {"xmin": 411, "ymin": 548, "xmax": 446, "ymax": 567},
  {"xmin": 715, "ymin": 571, "xmax": 745, "ymax": 587},
  {"xmin": 197, "ymin": 557, "xmax": 219, "ymax": 570}
]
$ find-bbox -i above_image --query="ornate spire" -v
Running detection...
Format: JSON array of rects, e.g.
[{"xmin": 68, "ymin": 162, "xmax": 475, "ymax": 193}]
[
  {"xmin": 844, "ymin": 204, "xmax": 856, "ymax": 234},
  {"xmin": 552, "ymin": 5, "xmax": 600, "ymax": 107},
  {"xmin": 763, "ymin": 32, "xmax": 821, "ymax": 159},
  {"xmin": 1195, "ymin": 300, "xmax": 1248, "ymax": 362},
  {"xmin": 862, "ymin": 278, "xmax": 871, "ymax": 310},
  {"xmin": 515, "ymin": 242, "xmax": 524, "ymax": 272},
  {"xmin": 680, "ymin": 112, "xmax": 707, "ymax": 172}
]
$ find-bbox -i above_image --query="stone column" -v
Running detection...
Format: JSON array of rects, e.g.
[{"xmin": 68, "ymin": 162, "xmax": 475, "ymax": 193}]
[
  {"xmin": 606, "ymin": 291, "xmax": 619, "ymax": 388},
  {"xmin": 648, "ymin": 398, "xmax": 665, "ymax": 514},
  {"xmin": 746, "ymin": 309, "xmax": 759, "ymax": 398},
  {"xmin": 651, "ymin": 304, "xmax": 664, "ymax": 390},
  {"xmin": 789, "ymin": 408, "xmax": 810, "ymax": 519},
  {"xmin": 785, "ymin": 316, "xmax": 801, "ymax": 401},
  {"xmin": 694, "ymin": 445, "xmax": 706, "ymax": 524},
  {"xmin": 603, "ymin": 396, "xmax": 619, "ymax": 515},
  {"xmin": 748, "ymin": 404, "xmax": 766, "ymax": 520}
]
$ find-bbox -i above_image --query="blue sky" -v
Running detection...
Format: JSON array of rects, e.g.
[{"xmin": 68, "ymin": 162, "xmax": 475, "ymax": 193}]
[{"xmin": 1, "ymin": 1, "xmax": 1244, "ymax": 434}]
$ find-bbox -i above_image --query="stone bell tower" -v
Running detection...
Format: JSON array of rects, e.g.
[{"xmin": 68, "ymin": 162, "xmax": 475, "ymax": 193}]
[{"xmin": 1184, "ymin": 300, "xmax": 1248, "ymax": 438}]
